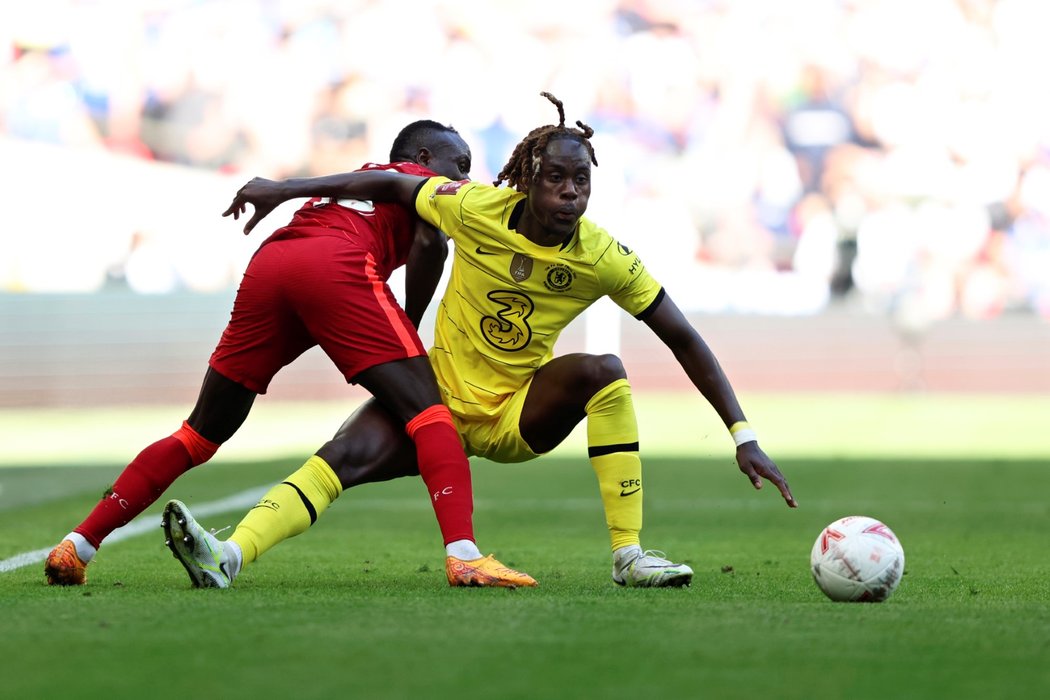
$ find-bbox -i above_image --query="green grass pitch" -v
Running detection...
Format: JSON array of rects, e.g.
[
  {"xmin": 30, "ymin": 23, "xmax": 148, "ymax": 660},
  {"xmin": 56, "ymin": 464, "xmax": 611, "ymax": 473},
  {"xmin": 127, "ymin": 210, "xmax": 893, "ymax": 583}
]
[{"xmin": 1, "ymin": 394, "xmax": 1049, "ymax": 699}]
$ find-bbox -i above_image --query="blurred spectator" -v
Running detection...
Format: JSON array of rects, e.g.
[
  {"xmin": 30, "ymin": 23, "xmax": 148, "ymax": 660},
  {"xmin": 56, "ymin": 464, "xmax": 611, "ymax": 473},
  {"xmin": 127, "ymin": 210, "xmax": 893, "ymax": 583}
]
[
  {"xmin": 781, "ymin": 65, "xmax": 856, "ymax": 195},
  {"xmin": 1, "ymin": 47, "xmax": 103, "ymax": 148}
]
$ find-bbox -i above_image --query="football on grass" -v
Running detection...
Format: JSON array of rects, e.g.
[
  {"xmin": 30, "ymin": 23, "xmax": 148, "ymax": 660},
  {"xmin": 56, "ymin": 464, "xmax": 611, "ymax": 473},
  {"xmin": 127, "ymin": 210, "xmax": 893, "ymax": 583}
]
[{"xmin": 810, "ymin": 515, "xmax": 905, "ymax": 602}]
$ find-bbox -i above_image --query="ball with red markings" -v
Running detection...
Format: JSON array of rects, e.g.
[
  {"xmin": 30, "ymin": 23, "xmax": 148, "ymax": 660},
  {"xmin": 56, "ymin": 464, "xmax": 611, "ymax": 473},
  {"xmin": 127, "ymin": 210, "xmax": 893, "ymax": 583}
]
[{"xmin": 810, "ymin": 515, "xmax": 905, "ymax": 602}]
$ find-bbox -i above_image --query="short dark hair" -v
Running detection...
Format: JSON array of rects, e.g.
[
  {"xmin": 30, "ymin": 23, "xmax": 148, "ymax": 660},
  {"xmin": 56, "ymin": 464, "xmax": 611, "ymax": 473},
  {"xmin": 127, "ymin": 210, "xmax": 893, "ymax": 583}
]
[
  {"xmin": 389, "ymin": 120, "xmax": 460, "ymax": 162},
  {"xmin": 494, "ymin": 92, "xmax": 598, "ymax": 190}
]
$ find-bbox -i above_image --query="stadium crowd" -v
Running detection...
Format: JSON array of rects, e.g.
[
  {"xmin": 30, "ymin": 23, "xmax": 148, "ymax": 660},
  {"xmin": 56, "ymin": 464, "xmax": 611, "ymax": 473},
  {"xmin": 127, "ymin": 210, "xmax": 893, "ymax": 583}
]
[{"xmin": 1, "ymin": 0, "xmax": 1048, "ymax": 321}]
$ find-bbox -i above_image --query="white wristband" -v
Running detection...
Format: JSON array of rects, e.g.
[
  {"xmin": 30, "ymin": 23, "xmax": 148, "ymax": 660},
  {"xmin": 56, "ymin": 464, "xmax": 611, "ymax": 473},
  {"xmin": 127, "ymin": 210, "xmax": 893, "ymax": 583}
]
[{"xmin": 729, "ymin": 421, "xmax": 758, "ymax": 447}]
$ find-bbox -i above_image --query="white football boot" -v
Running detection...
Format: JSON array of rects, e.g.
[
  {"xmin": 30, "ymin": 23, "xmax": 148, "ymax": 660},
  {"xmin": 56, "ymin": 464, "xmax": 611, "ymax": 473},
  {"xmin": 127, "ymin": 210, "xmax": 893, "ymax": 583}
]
[
  {"xmin": 612, "ymin": 545, "xmax": 693, "ymax": 588},
  {"xmin": 162, "ymin": 499, "xmax": 238, "ymax": 588}
]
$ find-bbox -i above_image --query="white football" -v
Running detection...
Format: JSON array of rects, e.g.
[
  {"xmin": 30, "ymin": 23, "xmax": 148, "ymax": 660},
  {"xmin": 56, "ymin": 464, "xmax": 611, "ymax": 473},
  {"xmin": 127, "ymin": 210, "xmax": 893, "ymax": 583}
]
[{"xmin": 810, "ymin": 515, "xmax": 905, "ymax": 602}]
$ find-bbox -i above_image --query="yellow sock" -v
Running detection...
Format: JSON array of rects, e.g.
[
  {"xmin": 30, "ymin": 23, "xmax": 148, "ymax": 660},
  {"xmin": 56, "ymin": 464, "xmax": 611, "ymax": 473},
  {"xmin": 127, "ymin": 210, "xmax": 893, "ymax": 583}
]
[
  {"xmin": 229, "ymin": 455, "xmax": 343, "ymax": 564},
  {"xmin": 585, "ymin": 378, "xmax": 643, "ymax": 551}
]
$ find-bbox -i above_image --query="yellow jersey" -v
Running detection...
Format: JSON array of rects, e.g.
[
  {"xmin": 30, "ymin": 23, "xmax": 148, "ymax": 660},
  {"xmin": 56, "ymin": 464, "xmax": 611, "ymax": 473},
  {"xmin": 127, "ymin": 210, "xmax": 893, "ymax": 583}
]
[{"xmin": 414, "ymin": 177, "xmax": 664, "ymax": 419}]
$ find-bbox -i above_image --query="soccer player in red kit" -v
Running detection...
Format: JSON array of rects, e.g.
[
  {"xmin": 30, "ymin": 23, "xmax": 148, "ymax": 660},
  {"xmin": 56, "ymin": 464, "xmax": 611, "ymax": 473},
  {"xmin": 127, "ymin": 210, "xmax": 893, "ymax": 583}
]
[{"xmin": 44, "ymin": 120, "xmax": 535, "ymax": 589}]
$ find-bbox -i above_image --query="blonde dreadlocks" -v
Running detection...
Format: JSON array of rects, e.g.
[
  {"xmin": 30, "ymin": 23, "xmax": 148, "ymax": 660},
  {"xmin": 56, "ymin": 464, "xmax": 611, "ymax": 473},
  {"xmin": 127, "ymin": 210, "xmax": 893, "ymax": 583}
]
[{"xmin": 493, "ymin": 92, "xmax": 598, "ymax": 190}]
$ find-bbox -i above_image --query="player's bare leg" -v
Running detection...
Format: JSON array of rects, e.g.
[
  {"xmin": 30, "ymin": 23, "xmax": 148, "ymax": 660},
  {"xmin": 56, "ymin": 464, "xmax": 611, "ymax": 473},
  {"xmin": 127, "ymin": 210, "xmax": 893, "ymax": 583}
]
[{"xmin": 521, "ymin": 353, "xmax": 692, "ymax": 587}]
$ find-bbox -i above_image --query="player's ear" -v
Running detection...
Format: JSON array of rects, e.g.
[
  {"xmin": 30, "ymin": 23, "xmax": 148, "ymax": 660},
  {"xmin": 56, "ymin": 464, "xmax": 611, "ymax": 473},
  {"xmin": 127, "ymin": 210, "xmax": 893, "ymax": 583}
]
[{"xmin": 416, "ymin": 148, "xmax": 432, "ymax": 167}]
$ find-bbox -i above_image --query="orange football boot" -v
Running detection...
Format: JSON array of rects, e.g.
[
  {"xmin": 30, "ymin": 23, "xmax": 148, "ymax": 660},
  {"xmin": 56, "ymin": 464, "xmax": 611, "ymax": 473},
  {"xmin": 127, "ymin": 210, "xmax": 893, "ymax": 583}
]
[
  {"xmin": 445, "ymin": 554, "xmax": 537, "ymax": 588},
  {"xmin": 45, "ymin": 540, "xmax": 87, "ymax": 586}
]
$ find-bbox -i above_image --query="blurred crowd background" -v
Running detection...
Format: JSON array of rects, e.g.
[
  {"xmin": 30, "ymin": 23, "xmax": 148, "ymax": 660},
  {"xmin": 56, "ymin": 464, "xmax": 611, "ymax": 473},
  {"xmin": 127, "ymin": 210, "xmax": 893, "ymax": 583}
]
[{"xmin": 2, "ymin": 0, "xmax": 1049, "ymax": 324}]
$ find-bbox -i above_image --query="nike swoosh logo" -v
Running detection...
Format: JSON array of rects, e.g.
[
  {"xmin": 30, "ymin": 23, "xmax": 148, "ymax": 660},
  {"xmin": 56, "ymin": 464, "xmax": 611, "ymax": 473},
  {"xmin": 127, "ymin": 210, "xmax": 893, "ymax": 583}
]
[
  {"xmin": 475, "ymin": 245, "xmax": 498, "ymax": 256},
  {"xmin": 219, "ymin": 561, "xmax": 231, "ymax": 580},
  {"xmin": 619, "ymin": 488, "xmax": 641, "ymax": 497}
]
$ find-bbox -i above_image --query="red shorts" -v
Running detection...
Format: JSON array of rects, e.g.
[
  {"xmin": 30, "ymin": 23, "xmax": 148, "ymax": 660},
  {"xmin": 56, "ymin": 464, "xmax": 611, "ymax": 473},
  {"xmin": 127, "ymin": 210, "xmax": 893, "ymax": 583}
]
[{"xmin": 209, "ymin": 236, "xmax": 425, "ymax": 394}]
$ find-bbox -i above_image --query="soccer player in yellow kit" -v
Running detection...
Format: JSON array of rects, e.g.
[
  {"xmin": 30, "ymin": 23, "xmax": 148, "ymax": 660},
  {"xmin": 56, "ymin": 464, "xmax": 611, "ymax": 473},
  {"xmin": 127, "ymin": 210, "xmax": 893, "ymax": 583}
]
[{"xmin": 172, "ymin": 93, "xmax": 797, "ymax": 588}]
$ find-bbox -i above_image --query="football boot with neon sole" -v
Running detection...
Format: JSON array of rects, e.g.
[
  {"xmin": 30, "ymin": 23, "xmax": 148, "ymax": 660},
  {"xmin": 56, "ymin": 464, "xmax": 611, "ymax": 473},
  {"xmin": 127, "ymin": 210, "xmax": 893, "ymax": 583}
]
[
  {"xmin": 162, "ymin": 499, "xmax": 232, "ymax": 588},
  {"xmin": 445, "ymin": 554, "xmax": 537, "ymax": 588},
  {"xmin": 44, "ymin": 539, "xmax": 87, "ymax": 586},
  {"xmin": 612, "ymin": 546, "xmax": 693, "ymax": 588}
]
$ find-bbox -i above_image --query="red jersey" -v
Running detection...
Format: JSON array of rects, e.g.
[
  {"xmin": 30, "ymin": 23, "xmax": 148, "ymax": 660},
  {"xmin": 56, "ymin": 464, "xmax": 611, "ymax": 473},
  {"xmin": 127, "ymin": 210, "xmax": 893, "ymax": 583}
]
[{"xmin": 261, "ymin": 161, "xmax": 435, "ymax": 280}]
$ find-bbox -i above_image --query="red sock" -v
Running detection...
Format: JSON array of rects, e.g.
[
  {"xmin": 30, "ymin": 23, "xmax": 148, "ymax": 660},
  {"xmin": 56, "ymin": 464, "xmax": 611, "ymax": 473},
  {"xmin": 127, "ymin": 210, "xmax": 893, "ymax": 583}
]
[
  {"xmin": 74, "ymin": 423, "xmax": 218, "ymax": 549},
  {"xmin": 406, "ymin": 406, "xmax": 474, "ymax": 545}
]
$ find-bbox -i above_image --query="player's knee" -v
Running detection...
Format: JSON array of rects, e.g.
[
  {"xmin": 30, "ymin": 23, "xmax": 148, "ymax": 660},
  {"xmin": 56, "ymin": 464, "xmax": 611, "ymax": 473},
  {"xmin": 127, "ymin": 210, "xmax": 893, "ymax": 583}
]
[
  {"xmin": 580, "ymin": 353, "xmax": 628, "ymax": 394},
  {"xmin": 405, "ymin": 404, "xmax": 454, "ymax": 438},
  {"xmin": 316, "ymin": 437, "xmax": 402, "ymax": 490},
  {"xmin": 316, "ymin": 437, "xmax": 356, "ymax": 477},
  {"xmin": 172, "ymin": 421, "xmax": 221, "ymax": 467}
]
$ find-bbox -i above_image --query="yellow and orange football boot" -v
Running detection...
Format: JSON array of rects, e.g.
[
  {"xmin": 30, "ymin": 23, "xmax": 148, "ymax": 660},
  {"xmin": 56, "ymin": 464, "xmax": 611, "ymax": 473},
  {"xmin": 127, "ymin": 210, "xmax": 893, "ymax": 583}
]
[
  {"xmin": 445, "ymin": 554, "xmax": 537, "ymax": 588},
  {"xmin": 44, "ymin": 540, "xmax": 87, "ymax": 586}
]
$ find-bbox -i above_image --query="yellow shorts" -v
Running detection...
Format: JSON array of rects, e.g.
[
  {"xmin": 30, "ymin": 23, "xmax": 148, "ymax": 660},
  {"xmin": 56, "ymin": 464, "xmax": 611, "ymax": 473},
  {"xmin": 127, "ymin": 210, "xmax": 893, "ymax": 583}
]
[{"xmin": 450, "ymin": 375, "xmax": 540, "ymax": 464}]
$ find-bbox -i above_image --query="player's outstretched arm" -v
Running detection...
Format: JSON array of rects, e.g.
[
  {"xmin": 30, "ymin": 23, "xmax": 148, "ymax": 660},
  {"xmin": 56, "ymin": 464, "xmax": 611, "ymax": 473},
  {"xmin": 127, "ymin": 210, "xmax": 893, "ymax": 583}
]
[
  {"xmin": 222, "ymin": 171, "xmax": 427, "ymax": 234},
  {"xmin": 642, "ymin": 292, "xmax": 798, "ymax": 508}
]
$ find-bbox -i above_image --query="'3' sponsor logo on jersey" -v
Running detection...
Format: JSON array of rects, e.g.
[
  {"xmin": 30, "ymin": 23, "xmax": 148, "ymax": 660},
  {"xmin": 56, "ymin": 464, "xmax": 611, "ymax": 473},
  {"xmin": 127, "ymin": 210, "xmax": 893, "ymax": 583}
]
[{"xmin": 480, "ymin": 290, "xmax": 534, "ymax": 351}]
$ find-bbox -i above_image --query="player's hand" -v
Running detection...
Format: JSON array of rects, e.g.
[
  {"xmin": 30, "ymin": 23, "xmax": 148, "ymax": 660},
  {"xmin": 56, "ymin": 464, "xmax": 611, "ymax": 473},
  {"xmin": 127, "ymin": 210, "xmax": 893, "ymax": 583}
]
[
  {"xmin": 736, "ymin": 442, "xmax": 797, "ymax": 508},
  {"xmin": 222, "ymin": 177, "xmax": 282, "ymax": 234}
]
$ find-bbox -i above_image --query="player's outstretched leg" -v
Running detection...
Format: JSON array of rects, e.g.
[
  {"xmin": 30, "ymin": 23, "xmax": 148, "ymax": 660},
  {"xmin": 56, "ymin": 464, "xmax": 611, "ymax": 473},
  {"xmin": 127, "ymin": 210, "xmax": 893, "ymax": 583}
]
[
  {"xmin": 445, "ymin": 555, "xmax": 538, "ymax": 588},
  {"xmin": 162, "ymin": 500, "xmax": 241, "ymax": 589},
  {"xmin": 612, "ymin": 545, "xmax": 693, "ymax": 588}
]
